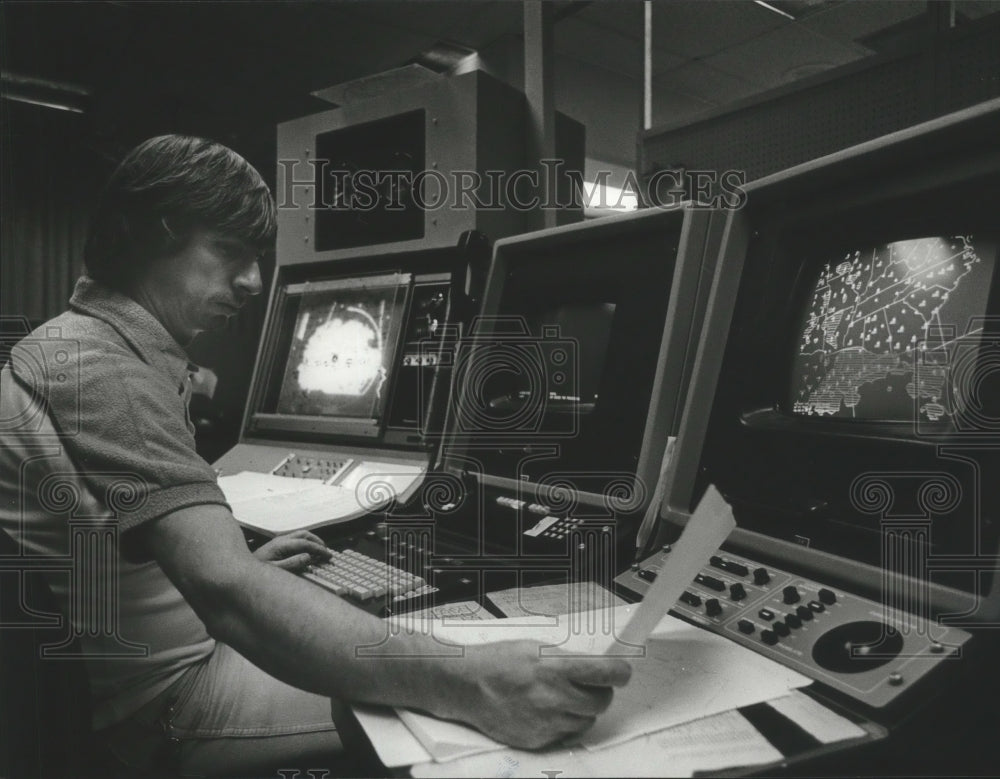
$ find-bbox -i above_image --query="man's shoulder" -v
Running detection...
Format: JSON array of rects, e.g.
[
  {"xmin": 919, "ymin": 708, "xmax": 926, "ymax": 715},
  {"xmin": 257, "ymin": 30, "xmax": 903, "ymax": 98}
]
[
  {"xmin": 26, "ymin": 308, "xmax": 132, "ymax": 354},
  {"xmin": 10, "ymin": 309, "xmax": 159, "ymax": 400}
]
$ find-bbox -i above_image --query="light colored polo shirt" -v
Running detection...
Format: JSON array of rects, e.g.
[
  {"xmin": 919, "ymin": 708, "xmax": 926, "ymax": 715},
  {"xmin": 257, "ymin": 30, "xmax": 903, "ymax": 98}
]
[{"xmin": 0, "ymin": 276, "xmax": 230, "ymax": 728}]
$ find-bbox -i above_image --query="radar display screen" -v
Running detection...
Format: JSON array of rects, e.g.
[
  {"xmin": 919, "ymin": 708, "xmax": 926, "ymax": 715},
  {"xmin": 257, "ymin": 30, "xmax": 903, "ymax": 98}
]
[
  {"xmin": 791, "ymin": 235, "xmax": 996, "ymax": 422},
  {"xmin": 276, "ymin": 275, "xmax": 407, "ymax": 421}
]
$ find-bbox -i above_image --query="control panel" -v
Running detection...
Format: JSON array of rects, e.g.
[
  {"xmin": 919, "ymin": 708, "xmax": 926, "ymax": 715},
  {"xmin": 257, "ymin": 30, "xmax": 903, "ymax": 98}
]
[
  {"xmin": 615, "ymin": 546, "xmax": 972, "ymax": 709},
  {"xmin": 271, "ymin": 452, "xmax": 354, "ymax": 482},
  {"xmin": 400, "ymin": 281, "xmax": 449, "ymax": 368}
]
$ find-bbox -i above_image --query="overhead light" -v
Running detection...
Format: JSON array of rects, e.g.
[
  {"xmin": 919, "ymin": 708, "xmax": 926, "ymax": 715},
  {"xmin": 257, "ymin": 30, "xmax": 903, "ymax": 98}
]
[
  {"xmin": 2, "ymin": 71, "xmax": 91, "ymax": 114},
  {"xmin": 753, "ymin": 1, "xmax": 796, "ymax": 21}
]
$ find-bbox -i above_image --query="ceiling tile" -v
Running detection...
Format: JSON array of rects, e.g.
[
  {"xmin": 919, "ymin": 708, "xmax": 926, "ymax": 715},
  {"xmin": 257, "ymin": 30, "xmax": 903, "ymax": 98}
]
[
  {"xmin": 801, "ymin": 0, "xmax": 928, "ymax": 44},
  {"xmin": 706, "ymin": 21, "xmax": 871, "ymax": 89},
  {"xmin": 653, "ymin": 60, "xmax": 760, "ymax": 107},
  {"xmin": 572, "ymin": 0, "xmax": 646, "ymax": 40},
  {"xmin": 650, "ymin": 0, "xmax": 788, "ymax": 59},
  {"xmin": 556, "ymin": 16, "xmax": 684, "ymax": 79}
]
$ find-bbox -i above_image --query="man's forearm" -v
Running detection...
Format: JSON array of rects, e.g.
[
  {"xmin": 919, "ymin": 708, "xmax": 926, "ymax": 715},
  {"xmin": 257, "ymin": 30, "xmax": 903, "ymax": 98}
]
[{"xmin": 190, "ymin": 545, "xmax": 475, "ymax": 717}]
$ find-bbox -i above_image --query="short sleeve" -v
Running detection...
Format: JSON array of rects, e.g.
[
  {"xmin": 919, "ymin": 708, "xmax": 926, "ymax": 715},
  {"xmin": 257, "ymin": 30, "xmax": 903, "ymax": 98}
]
[{"xmin": 13, "ymin": 337, "xmax": 229, "ymax": 531}]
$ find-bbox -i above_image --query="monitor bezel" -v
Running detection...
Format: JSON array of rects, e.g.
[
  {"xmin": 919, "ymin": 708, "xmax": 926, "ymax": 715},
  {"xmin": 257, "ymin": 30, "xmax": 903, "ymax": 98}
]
[
  {"xmin": 441, "ymin": 204, "xmax": 722, "ymax": 513},
  {"xmin": 250, "ymin": 271, "xmax": 412, "ymax": 440}
]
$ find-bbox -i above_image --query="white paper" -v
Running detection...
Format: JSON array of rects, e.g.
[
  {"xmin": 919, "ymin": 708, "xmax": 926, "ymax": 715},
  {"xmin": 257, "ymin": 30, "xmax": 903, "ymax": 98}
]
[
  {"xmin": 768, "ymin": 690, "xmax": 867, "ymax": 744},
  {"xmin": 488, "ymin": 582, "xmax": 626, "ymax": 618},
  {"xmin": 615, "ymin": 484, "xmax": 736, "ymax": 648},
  {"xmin": 410, "ymin": 709, "xmax": 783, "ymax": 778},
  {"xmin": 352, "ymin": 704, "xmax": 432, "ymax": 768},
  {"xmin": 226, "ymin": 483, "xmax": 372, "ymax": 533},
  {"xmin": 581, "ymin": 627, "xmax": 811, "ymax": 750},
  {"xmin": 336, "ymin": 459, "xmax": 424, "ymax": 500},
  {"xmin": 218, "ymin": 471, "xmax": 320, "ymax": 503},
  {"xmin": 373, "ymin": 607, "xmax": 811, "ymax": 762},
  {"xmin": 402, "ymin": 600, "xmax": 498, "ymax": 621}
]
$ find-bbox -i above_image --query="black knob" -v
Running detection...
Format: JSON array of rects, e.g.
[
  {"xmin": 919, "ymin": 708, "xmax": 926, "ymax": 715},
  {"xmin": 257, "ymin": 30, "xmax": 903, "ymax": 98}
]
[
  {"xmin": 785, "ymin": 614, "xmax": 802, "ymax": 629},
  {"xmin": 818, "ymin": 588, "xmax": 837, "ymax": 605},
  {"xmin": 737, "ymin": 619, "xmax": 755, "ymax": 634},
  {"xmin": 753, "ymin": 567, "xmax": 771, "ymax": 585},
  {"xmin": 730, "ymin": 583, "xmax": 747, "ymax": 601},
  {"xmin": 705, "ymin": 598, "xmax": 723, "ymax": 617},
  {"xmin": 761, "ymin": 629, "xmax": 778, "ymax": 645},
  {"xmin": 773, "ymin": 621, "xmax": 790, "ymax": 637},
  {"xmin": 783, "ymin": 586, "xmax": 801, "ymax": 604},
  {"xmin": 796, "ymin": 605, "xmax": 814, "ymax": 621}
]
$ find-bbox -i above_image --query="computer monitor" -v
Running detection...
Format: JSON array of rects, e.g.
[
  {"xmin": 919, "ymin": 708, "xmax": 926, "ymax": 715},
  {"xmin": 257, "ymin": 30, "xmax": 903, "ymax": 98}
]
[
  {"xmin": 264, "ymin": 273, "xmax": 408, "ymax": 437},
  {"xmin": 235, "ymin": 237, "xmax": 487, "ymax": 456},
  {"xmin": 658, "ymin": 98, "xmax": 1000, "ymax": 620},
  {"xmin": 442, "ymin": 205, "xmax": 724, "ymax": 524}
]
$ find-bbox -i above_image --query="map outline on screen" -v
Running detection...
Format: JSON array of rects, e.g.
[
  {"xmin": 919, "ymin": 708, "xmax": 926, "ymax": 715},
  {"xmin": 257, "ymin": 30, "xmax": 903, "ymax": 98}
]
[{"xmin": 789, "ymin": 234, "xmax": 997, "ymax": 424}]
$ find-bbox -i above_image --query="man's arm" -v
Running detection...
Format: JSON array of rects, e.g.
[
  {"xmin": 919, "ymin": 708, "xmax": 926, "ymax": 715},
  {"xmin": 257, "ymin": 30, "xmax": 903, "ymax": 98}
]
[{"xmin": 136, "ymin": 505, "xmax": 631, "ymax": 749}]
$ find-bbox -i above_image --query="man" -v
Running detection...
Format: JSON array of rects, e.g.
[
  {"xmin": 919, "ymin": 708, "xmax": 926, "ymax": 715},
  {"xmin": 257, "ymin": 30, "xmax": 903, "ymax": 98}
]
[{"xmin": 0, "ymin": 135, "xmax": 631, "ymax": 775}]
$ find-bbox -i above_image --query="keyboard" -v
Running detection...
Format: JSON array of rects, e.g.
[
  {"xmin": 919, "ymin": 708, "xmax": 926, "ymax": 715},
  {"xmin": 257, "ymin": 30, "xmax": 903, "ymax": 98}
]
[{"xmin": 303, "ymin": 548, "xmax": 438, "ymax": 603}]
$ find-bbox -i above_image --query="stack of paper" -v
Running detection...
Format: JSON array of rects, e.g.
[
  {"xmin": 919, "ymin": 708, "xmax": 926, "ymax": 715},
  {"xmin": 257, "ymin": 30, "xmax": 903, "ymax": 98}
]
[{"xmin": 217, "ymin": 462, "xmax": 425, "ymax": 535}]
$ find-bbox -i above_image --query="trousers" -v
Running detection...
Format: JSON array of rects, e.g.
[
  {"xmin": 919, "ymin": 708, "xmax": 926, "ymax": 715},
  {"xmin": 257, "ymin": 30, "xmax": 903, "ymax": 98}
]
[{"xmin": 102, "ymin": 643, "xmax": 345, "ymax": 777}]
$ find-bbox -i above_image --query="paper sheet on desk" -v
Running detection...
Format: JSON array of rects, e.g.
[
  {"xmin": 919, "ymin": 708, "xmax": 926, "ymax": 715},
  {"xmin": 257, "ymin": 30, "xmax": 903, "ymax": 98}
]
[
  {"xmin": 488, "ymin": 581, "xmax": 626, "ymax": 618},
  {"xmin": 336, "ymin": 460, "xmax": 424, "ymax": 501},
  {"xmin": 218, "ymin": 471, "xmax": 322, "ymax": 503},
  {"xmin": 370, "ymin": 607, "xmax": 811, "ymax": 762},
  {"xmin": 409, "ymin": 709, "xmax": 783, "ymax": 778}
]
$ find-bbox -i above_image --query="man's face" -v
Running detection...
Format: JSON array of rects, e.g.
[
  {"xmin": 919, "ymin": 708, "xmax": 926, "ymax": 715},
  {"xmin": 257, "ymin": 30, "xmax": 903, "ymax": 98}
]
[{"xmin": 139, "ymin": 229, "xmax": 263, "ymax": 344}]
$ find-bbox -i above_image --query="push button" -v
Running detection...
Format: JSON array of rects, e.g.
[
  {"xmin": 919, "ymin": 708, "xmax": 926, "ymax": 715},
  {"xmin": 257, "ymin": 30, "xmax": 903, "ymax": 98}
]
[{"xmin": 695, "ymin": 574, "xmax": 726, "ymax": 592}]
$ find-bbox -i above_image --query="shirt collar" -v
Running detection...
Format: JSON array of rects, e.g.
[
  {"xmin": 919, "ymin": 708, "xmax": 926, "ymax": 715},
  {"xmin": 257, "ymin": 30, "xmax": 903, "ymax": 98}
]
[{"xmin": 69, "ymin": 276, "xmax": 197, "ymax": 387}]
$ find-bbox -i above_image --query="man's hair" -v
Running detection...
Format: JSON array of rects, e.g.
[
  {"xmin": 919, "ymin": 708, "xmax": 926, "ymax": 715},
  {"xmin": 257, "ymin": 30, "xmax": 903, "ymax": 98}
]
[{"xmin": 84, "ymin": 135, "xmax": 276, "ymax": 289}]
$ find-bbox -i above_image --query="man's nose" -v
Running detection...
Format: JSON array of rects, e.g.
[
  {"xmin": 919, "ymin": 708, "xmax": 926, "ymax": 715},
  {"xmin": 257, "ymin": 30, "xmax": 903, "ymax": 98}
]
[{"xmin": 235, "ymin": 260, "xmax": 263, "ymax": 297}]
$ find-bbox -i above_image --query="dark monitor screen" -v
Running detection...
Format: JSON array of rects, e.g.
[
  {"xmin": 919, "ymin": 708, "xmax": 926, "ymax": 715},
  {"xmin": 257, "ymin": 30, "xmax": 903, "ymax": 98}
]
[
  {"xmin": 790, "ymin": 235, "xmax": 997, "ymax": 423},
  {"xmin": 453, "ymin": 223, "xmax": 681, "ymax": 501}
]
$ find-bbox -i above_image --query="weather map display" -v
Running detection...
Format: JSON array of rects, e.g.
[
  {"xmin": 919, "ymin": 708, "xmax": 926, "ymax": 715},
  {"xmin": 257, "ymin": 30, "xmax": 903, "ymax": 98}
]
[
  {"xmin": 276, "ymin": 277, "xmax": 406, "ymax": 420},
  {"xmin": 792, "ymin": 235, "xmax": 996, "ymax": 422}
]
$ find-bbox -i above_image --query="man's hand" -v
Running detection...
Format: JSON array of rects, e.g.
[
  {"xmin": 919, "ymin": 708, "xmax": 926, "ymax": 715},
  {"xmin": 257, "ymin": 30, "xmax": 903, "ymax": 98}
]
[
  {"xmin": 454, "ymin": 640, "xmax": 632, "ymax": 749},
  {"xmin": 252, "ymin": 530, "xmax": 332, "ymax": 572}
]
